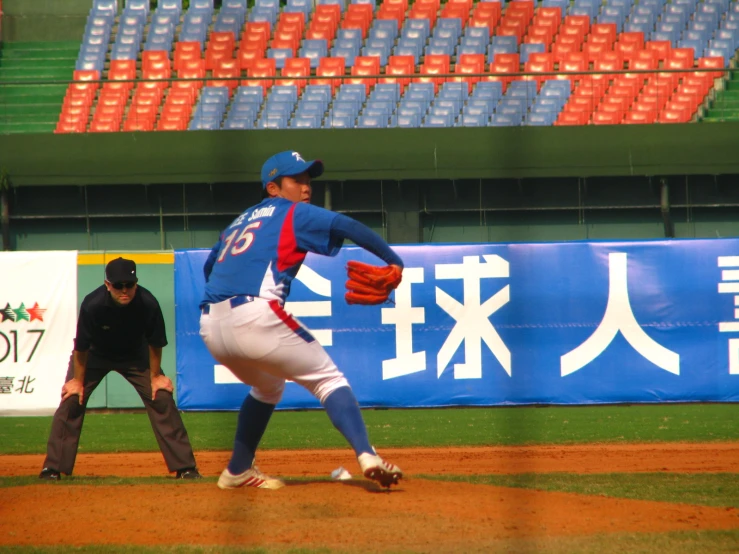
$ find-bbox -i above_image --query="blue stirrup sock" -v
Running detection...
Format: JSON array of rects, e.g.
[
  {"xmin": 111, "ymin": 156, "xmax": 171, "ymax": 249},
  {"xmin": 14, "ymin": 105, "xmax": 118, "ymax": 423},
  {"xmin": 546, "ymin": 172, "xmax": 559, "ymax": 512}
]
[
  {"xmin": 228, "ymin": 393, "xmax": 275, "ymax": 475},
  {"xmin": 322, "ymin": 386, "xmax": 373, "ymax": 457}
]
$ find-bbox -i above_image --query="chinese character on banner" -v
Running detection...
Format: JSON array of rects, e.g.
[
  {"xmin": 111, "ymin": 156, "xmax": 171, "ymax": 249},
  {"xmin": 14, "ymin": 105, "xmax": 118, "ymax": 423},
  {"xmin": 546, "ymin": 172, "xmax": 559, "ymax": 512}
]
[
  {"xmin": 561, "ymin": 252, "xmax": 679, "ymax": 377},
  {"xmin": 15, "ymin": 375, "xmax": 35, "ymax": 394},
  {"xmin": 0, "ymin": 376, "xmax": 14, "ymax": 394},
  {"xmin": 717, "ymin": 256, "xmax": 739, "ymax": 375}
]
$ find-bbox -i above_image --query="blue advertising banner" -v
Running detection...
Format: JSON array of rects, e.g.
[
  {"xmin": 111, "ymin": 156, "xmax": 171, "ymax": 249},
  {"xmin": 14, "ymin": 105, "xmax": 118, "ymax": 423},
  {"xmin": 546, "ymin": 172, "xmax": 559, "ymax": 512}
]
[{"xmin": 175, "ymin": 240, "xmax": 739, "ymax": 410}]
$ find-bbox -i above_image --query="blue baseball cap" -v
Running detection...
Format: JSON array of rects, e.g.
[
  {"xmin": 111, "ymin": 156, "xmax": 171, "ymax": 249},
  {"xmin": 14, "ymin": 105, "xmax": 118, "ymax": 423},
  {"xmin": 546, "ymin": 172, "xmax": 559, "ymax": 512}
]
[{"xmin": 260, "ymin": 151, "xmax": 324, "ymax": 189}]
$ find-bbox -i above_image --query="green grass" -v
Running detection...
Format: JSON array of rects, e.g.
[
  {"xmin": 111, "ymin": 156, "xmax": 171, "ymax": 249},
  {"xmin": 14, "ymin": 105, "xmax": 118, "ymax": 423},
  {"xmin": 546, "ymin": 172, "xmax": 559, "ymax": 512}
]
[
  {"xmin": 428, "ymin": 473, "xmax": 739, "ymax": 508},
  {"xmin": 3, "ymin": 404, "xmax": 739, "ymax": 455},
  {"xmin": 0, "ymin": 532, "xmax": 738, "ymax": 554}
]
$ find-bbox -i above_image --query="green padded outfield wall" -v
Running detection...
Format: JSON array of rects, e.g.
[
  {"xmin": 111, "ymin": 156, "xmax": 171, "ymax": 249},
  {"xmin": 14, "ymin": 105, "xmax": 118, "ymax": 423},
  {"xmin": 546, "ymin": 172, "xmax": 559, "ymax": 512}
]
[
  {"xmin": 2, "ymin": 125, "xmax": 739, "ymax": 185},
  {"xmin": 76, "ymin": 253, "xmax": 177, "ymax": 409}
]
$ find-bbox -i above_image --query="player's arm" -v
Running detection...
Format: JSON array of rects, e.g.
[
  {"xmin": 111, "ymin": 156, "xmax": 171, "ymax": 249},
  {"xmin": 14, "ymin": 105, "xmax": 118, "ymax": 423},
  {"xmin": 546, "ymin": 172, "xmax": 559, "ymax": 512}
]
[
  {"xmin": 329, "ymin": 213, "xmax": 404, "ymax": 268},
  {"xmin": 203, "ymin": 237, "xmax": 222, "ymax": 282}
]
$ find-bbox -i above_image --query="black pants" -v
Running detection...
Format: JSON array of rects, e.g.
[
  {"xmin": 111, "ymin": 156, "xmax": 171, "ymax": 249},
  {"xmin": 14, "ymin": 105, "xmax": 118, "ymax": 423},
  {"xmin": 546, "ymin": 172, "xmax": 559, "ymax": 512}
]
[{"xmin": 42, "ymin": 357, "xmax": 197, "ymax": 475}]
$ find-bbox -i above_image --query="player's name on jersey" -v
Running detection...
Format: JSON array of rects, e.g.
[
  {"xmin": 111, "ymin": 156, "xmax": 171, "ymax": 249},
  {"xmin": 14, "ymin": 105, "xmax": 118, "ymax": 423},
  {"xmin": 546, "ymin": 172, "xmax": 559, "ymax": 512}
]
[{"xmin": 248, "ymin": 206, "xmax": 276, "ymax": 221}]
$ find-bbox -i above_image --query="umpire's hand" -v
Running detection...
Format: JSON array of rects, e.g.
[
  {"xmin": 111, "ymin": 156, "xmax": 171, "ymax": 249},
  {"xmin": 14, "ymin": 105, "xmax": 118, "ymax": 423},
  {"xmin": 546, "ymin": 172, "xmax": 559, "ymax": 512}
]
[
  {"xmin": 151, "ymin": 374, "xmax": 174, "ymax": 401},
  {"xmin": 61, "ymin": 378, "xmax": 84, "ymax": 405}
]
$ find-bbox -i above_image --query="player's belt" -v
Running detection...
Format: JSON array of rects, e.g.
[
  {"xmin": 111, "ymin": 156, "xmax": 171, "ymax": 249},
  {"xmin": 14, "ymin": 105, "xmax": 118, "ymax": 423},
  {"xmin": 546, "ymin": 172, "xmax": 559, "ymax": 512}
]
[{"xmin": 202, "ymin": 295, "xmax": 255, "ymax": 314}]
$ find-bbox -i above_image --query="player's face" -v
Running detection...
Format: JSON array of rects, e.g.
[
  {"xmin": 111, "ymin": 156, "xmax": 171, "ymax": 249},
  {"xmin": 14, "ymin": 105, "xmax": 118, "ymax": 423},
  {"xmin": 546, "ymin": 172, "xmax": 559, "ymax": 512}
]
[
  {"xmin": 104, "ymin": 280, "xmax": 138, "ymax": 306},
  {"xmin": 278, "ymin": 172, "xmax": 312, "ymax": 203}
]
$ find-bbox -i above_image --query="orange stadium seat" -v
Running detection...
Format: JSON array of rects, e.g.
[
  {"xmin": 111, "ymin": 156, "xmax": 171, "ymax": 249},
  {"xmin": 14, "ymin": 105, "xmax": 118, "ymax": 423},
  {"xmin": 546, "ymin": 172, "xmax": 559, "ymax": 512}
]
[
  {"xmin": 380, "ymin": 55, "xmax": 415, "ymax": 89},
  {"xmin": 315, "ymin": 57, "xmax": 346, "ymax": 92},
  {"xmin": 174, "ymin": 42, "xmax": 202, "ymax": 71},
  {"xmin": 208, "ymin": 59, "xmax": 241, "ymax": 92}
]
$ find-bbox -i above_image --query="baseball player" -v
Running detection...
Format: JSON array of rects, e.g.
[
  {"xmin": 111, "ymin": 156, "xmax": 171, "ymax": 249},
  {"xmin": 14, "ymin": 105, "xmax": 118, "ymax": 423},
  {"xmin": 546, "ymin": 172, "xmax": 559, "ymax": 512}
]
[{"xmin": 200, "ymin": 150, "xmax": 404, "ymax": 490}]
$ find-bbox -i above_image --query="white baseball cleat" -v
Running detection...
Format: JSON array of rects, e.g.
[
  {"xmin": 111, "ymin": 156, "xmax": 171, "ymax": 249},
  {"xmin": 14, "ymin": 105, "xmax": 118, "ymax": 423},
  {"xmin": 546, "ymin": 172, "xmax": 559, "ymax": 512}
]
[
  {"xmin": 217, "ymin": 465, "xmax": 285, "ymax": 490},
  {"xmin": 357, "ymin": 452, "xmax": 403, "ymax": 488}
]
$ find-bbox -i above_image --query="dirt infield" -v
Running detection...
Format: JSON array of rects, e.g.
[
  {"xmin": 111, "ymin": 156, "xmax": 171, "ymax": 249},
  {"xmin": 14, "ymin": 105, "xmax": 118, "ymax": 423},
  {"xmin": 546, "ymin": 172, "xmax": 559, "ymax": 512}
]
[{"xmin": 2, "ymin": 443, "xmax": 738, "ymax": 551}]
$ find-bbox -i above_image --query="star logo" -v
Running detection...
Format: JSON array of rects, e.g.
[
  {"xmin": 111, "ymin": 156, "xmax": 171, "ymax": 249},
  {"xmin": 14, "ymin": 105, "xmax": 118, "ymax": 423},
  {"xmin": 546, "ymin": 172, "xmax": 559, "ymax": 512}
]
[
  {"xmin": 1, "ymin": 303, "xmax": 15, "ymax": 322},
  {"xmin": 27, "ymin": 302, "xmax": 46, "ymax": 322},
  {"xmin": 12, "ymin": 303, "xmax": 30, "ymax": 323}
]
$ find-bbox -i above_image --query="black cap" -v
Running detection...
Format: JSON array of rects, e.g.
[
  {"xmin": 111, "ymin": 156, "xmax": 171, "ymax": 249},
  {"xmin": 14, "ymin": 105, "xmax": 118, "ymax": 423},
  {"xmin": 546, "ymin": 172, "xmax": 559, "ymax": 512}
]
[{"xmin": 105, "ymin": 257, "xmax": 138, "ymax": 283}]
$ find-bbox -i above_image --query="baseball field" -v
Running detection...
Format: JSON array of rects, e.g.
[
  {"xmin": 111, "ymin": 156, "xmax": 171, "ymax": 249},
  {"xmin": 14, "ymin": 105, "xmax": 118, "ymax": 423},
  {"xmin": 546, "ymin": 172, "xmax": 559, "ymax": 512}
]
[{"xmin": 1, "ymin": 404, "xmax": 738, "ymax": 553}]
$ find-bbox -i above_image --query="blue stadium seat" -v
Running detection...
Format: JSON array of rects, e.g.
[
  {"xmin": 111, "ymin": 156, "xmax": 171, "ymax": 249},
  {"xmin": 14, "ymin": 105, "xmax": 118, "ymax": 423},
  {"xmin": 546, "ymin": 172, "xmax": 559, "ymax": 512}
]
[
  {"xmin": 331, "ymin": 46, "xmax": 359, "ymax": 66},
  {"xmin": 222, "ymin": 0, "xmax": 247, "ymax": 9},
  {"xmin": 372, "ymin": 83, "xmax": 401, "ymax": 102},
  {"xmin": 541, "ymin": 0, "xmax": 569, "ymax": 13},
  {"xmin": 303, "ymin": 84, "xmax": 333, "ymax": 103},
  {"xmin": 569, "ymin": 4, "xmax": 598, "ymax": 21},
  {"xmin": 298, "ymin": 101, "xmax": 330, "ymax": 117},
  {"xmin": 425, "ymin": 44, "xmax": 456, "ymax": 57},
  {"xmin": 520, "ymin": 43, "xmax": 546, "ymax": 63},
  {"xmin": 679, "ymin": 39, "xmax": 706, "ymax": 58},
  {"xmin": 458, "ymin": 113, "xmax": 488, "ymax": 127},
  {"xmin": 428, "ymin": 104, "xmax": 458, "ymax": 118},
  {"xmin": 300, "ymin": 40, "xmax": 329, "ymax": 69},
  {"xmin": 111, "ymin": 44, "xmax": 138, "ymax": 60},
  {"xmin": 489, "ymin": 113, "xmax": 521, "ymax": 126},
  {"xmin": 457, "ymin": 41, "xmax": 487, "ymax": 57},
  {"xmin": 357, "ymin": 115, "xmax": 389, "ymax": 128},
  {"xmin": 317, "ymin": 0, "xmax": 345, "ymax": 12},
  {"xmin": 290, "ymin": 114, "xmax": 322, "ymax": 128},
  {"xmin": 703, "ymin": 47, "xmax": 731, "ymax": 64},
  {"xmin": 405, "ymin": 82, "xmax": 435, "ymax": 103},
  {"xmin": 285, "ymin": 0, "xmax": 312, "ymax": 16},
  {"xmin": 396, "ymin": 105, "xmax": 427, "ymax": 118},
  {"xmin": 435, "ymin": 18, "xmax": 463, "ymax": 38},
  {"xmin": 202, "ymin": 86, "xmax": 230, "ymax": 102},
  {"xmin": 336, "ymin": 83, "xmax": 367, "ymax": 102},
  {"xmin": 257, "ymin": 114, "xmax": 289, "ymax": 129},
  {"xmin": 525, "ymin": 112, "xmax": 557, "ymax": 126},
  {"xmin": 360, "ymin": 46, "xmax": 389, "ymax": 66},
  {"xmin": 267, "ymin": 48, "xmax": 294, "ymax": 70},
  {"xmin": 422, "ymin": 113, "xmax": 455, "ymax": 127},
  {"xmin": 189, "ymin": 117, "xmax": 222, "ymax": 131},
  {"xmin": 623, "ymin": 22, "xmax": 652, "ymax": 35},
  {"xmin": 330, "ymin": 101, "xmax": 362, "ymax": 117},
  {"xmin": 371, "ymin": 19, "xmax": 400, "ymax": 38},
  {"xmin": 224, "ymin": 123, "xmax": 253, "ymax": 137},
  {"xmin": 393, "ymin": 43, "xmax": 421, "ymax": 63},
  {"xmin": 507, "ymin": 81, "xmax": 538, "ymax": 102},
  {"xmin": 463, "ymin": 99, "xmax": 494, "ymax": 117},
  {"xmin": 338, "ymin": 28, "xmax": 363, "ymax": 43},
  {"xmin": 404, "ymin": 18, "xmax": 431, "ymax": 35},
  {"xmin": 540, "ymin": 80, "xmax": 571, "ymax": 99},
  {"xmin": 396, "ymin": 113, "xmax": 422, "ymax": 127},
  {"xmin": 190, "ymin": 0, "xmax": 214, "ymax": 10},
  {"xmin": 488, "ymin": 36, "xmax": 518, "ymax": 63},
  {"xmin": 596, "ymin": 15, "xmax": 624, "ymax": 33},
  {"xmin": 324, "ymin": 114, "xmax": 355, "ymax": 128},
  {"xmin": 531, "ymin": 97, "xmax": 565, "ymax": 114}
]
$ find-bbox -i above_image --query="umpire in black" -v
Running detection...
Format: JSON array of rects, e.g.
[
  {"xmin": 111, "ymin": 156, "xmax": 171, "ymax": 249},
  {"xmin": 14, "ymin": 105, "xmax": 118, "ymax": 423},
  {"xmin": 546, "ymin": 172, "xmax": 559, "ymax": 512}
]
[{"xmin": 39, "ymin": 257, "xmax": 200, "ymax": 480}]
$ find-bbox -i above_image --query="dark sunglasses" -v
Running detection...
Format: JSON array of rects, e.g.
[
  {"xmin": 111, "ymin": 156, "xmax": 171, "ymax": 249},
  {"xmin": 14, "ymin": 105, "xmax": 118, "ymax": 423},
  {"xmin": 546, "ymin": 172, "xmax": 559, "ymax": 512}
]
[{"xmin": 111, "ymin": 281, "xmax": 137, "ymax": 290}]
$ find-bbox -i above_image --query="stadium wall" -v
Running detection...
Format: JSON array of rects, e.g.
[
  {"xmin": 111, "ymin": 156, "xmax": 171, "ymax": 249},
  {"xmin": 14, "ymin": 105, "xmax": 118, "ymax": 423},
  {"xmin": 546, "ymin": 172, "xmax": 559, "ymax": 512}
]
[{"xmin": 0, "ymin": 0, "xmax": 89, "ymax": 42}]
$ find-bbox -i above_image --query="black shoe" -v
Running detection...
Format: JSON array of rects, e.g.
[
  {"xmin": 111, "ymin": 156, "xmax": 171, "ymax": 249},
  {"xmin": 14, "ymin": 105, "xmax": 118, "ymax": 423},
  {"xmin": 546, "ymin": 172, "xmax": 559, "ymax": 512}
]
[
  {"xmin": 176, "ymin": 468, "xmax": 202, "ymax": 479},
  {"xmin": 39, "ymin": 468, "xmax": 61, "ymax": 480}
]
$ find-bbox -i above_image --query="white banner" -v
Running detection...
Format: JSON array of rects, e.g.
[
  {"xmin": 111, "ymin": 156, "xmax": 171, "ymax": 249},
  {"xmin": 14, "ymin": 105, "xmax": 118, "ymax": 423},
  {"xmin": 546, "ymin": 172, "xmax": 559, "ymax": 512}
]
[{"xmin": 0, "ymin": 251, "xmax": 78, "ymax": 416}]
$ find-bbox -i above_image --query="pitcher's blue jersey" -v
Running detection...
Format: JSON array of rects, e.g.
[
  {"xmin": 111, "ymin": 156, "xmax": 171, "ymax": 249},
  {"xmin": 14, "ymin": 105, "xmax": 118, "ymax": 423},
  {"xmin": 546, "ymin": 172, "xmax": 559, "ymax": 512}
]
[{"xmin": 202, "ymin": 197, "xmax": 343, "ymax": 305}]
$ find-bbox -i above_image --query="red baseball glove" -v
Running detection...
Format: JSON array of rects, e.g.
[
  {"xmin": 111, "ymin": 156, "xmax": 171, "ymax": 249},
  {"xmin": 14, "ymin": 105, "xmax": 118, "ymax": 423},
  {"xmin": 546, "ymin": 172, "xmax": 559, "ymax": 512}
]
[{"xmin": 345, "ymin": 261, "xmax": 403, "ymax": 305}]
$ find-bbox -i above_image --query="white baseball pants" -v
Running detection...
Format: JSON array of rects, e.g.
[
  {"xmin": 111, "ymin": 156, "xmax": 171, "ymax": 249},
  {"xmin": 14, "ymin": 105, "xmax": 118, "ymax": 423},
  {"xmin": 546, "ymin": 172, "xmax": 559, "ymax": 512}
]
[{"xmin": 199, "ymin": 296, "xmax": 349, "ymax": 404}]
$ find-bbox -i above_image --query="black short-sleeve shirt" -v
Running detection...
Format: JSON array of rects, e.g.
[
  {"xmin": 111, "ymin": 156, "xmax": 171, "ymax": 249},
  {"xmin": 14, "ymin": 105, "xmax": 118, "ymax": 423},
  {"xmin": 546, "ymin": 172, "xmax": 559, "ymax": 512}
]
[{"xmin": 73, "ymin": 284, "xmax": 168, "ymax": 369}]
